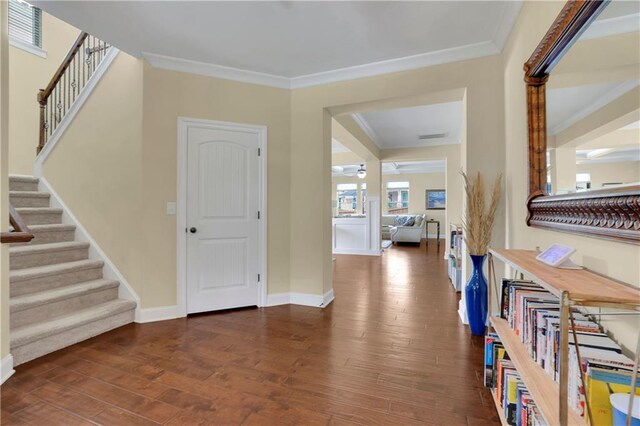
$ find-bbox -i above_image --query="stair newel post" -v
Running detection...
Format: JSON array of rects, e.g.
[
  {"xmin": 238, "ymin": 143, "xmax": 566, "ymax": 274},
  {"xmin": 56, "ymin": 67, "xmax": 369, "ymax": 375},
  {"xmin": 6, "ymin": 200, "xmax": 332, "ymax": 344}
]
[{"xmin": 37, "ymin": 89, "xmax": 47, "ymax": 154}]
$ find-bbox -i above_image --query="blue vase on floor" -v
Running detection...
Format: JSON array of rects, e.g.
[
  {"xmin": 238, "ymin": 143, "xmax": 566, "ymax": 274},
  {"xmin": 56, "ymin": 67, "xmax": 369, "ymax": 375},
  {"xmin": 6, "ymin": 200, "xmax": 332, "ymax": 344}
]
[{"xmin": 466, "ymin": 254, "xmax": 488, "ymax": 336}]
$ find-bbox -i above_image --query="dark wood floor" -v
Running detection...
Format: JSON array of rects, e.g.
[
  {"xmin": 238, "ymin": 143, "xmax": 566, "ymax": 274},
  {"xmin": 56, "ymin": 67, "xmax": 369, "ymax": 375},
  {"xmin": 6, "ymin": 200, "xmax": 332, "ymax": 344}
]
[{"xmin": 1, "ymin": 240, "xmax": 500, "ymax": 425}]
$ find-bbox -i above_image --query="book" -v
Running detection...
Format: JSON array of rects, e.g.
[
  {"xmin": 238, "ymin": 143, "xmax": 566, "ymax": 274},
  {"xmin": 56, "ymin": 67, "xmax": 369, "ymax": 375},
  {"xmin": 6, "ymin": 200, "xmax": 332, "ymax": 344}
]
[
  {"xmin": 586, "ymin": 367, "xmax": 640, "ymax": 426},
  {"xmin": 505, "ymin": 372, "xmax": 520, "ymax": 424},
  {"xmin": 485, "ymin": 333, "xmax": 500, "ymax": 387}
]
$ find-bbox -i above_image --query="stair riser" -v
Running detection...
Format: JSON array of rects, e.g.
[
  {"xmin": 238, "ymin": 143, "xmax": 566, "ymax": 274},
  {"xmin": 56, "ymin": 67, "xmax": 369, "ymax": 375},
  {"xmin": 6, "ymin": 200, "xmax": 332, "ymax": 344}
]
[
  {"xmin": 11, "ymin": 287, "xmax": 119, "ymax": 329},
  {"xmin": 10, "ymin": 195, "xmax": 50, "ymax": 208},
  {"xmin": 9, "ymin": 181, "xmax": 38, "ymax": 192},
  {"xmin": 11, "ymin": 267, "xmax": 103, "ymax": 297},
  {"xmin": 21, "ymin": 229, "xmax": 75, "ymax": 245},
  {"xmin": 11, "ymin": 247, "xmax": 89, "ymax": 270},
  {"xmin": 19, "ymin": 212, "xmax": 63, "ymax": 226},
  {"xmin": 12, "ymin": 309, "xmax": 135, "ymax": 366}
]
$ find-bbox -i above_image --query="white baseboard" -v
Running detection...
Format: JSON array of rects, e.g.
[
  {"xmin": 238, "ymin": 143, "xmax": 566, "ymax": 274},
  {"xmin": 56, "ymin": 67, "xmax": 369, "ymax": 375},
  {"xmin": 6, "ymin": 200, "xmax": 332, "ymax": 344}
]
[
  {"xmin": 332, "ymin": 248, "xmax": 381, "ymax": 256},
  {"xmin": 38, "ymin": 177, "xmax": 141, "ymax": 320},
  {"xmin": 1, "ymin": 354, "xmax": 15, "ymax": 385},
  {"xmin": 322, "ymin": 289, "xmax": 335, "ymax": 307},
  {"xmin": 458, "ymin": 299, "xmax": 469, "ymax": 325},
  {"xmin": 137, "ymin": 305, "xmax": 182, "ymax": 323},
  {"xmin": 265, "ymin": 293, "xmax": 291, "ymax": 307},
  {"xmin": 266, "ymin": 289, "xmax": 335, "ymax": 308}
]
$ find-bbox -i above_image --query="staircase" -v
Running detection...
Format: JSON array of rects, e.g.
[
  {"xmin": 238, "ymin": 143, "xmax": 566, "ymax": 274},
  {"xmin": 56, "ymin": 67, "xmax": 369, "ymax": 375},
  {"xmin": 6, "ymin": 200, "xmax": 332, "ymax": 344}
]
[{"xmin": 8, "ymin": 175, "xmax": 136, "ymax": 366}]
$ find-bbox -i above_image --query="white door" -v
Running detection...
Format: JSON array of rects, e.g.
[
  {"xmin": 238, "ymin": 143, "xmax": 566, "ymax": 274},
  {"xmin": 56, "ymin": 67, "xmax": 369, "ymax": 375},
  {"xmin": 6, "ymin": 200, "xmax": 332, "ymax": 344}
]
[{"xmin": 186, "ymin": 124, "xmax": 261, "ymax": 313}]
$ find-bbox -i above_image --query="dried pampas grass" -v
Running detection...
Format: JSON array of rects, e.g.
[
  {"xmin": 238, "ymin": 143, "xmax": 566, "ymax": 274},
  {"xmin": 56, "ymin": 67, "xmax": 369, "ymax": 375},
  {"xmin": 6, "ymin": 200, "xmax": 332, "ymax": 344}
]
[{"xmin": 461, "ymin": 171, "xmax": 502, "ymax": 255}]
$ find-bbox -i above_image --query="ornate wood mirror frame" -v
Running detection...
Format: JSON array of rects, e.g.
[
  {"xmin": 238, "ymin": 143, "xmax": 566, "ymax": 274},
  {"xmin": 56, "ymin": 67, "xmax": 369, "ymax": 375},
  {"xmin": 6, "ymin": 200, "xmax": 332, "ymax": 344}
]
[{"xmin": 524, "ymin": 0, "xmax": 640, "ymax": 244}]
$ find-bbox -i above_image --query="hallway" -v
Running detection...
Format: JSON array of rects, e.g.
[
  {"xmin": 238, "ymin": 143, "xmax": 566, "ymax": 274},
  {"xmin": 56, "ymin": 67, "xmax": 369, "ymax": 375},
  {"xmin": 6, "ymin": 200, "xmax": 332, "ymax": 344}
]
[{"xmin": 1, "ymin": 241, "xmax": 500, "ymax": 425}]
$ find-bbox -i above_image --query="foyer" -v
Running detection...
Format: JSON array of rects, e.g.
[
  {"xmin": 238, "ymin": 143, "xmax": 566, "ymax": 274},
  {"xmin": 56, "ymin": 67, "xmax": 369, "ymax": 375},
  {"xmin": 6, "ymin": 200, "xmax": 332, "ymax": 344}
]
[{"xmin": 1, "ymin": 242, "xmax": 499, "ymax": 426}]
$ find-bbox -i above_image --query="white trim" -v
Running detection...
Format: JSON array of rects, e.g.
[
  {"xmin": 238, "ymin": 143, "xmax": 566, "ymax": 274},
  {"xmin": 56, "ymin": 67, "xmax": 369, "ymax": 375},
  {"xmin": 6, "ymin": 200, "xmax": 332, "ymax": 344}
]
[
  {"xmin": 458, "ymin": 299, "xmax": 469, "ymax": 325},
  {"xmin": 322, "ymin": 289, "xmax": 335, "ymax": 308},
  {"xmin": 549, "ymin": 80, "xmax": 639, "ymax": 136},
  {"xmin": 38, "ymin": 177, "xmax": 141, "ymax": 320},
  {"xmin": 137, "ymin": 305, "xmax": 181, "ymax": 323},
  {"xmin": 144, "ymin": 52, "xmax": 291, "ymax": 89},
  {"xmin": 144, "ymin": 41, "xmax": 500, "ymax": 90},
  {"xmin": 332, "ymin": 248, "xmax": 381, "ymax": 256},
  {"xmin": 34, "ymin": 48, "xmax": 119, "ymax": 177},
  {"xmin": 265, "ymin": 290, "xmax": 334, "ymax": 308},
  {"xmin": 9, "ymin": 37, "xmax": 47, "ymax": 58},
  {"xmin": 176, "ymin": 118, "xmax": 268, "ymax": 317},
  {"xmin": 264, "ymin": 293, "xmax": 291, "ymax": 307},
  {"xmin": 289, "ymin": 41, "xmax": 500, "ymax": 89},
  {"xmin": 581, "ymin": 13, "xmax": 640, "ymax": 41},
  {"xmin": 1, "ymin": 355, "xmax": 15, "ymax": 385},
  {"xmin": 351, "ymin": 113, "xmax": 381, "ymax": 148}
]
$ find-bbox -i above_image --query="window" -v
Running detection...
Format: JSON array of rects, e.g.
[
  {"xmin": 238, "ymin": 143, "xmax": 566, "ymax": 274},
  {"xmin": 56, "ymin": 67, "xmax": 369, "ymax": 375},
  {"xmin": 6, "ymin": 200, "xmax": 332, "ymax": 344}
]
[
  {"xmin": 361, "ymin": 183, "xmax": 367, "ymax": 214},
  {"xmin": 337, "ymin": 183, "xmax": 357, "ymax": 214},
  {"xmin": 9, "ymin": 0, "xmax": 42, "ymax": 48},
  {"xmin": 386, "ymin": 181, "xmax": 409, "ymax": 212}
]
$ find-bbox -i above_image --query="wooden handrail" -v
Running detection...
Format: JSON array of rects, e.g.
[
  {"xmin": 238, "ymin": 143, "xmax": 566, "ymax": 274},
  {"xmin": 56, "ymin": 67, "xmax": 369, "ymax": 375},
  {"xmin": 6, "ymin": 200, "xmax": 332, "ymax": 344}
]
[
  {"xmin": 1, "ymin": 204, "xmax": 34, "ymax": 244},
  {"xmin": 37, "ymin": 32, "xmax": 88, "ymax": 104},
  {"xmin": 37, "ymin": 31, "xmax": 111, "ymax": 154}
]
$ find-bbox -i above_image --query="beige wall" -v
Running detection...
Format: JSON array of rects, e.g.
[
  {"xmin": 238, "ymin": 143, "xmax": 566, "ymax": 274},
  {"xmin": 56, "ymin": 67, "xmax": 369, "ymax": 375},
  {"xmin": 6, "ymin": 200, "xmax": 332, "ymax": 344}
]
[
  {"xmin": 42, "ymin": 53, "xmax": 145, "ymax": 299},
  {"xmin": 9, "ymin": 13, "xmax": 79, "ymax": 174},
  {"xmin": 503, "ymin": 1, "xmax": 640, "ymax": 352},
  {"xmin": 1, "ymin": 0, "xmax": 10, "ymax": 360},
  {"xmin": 291, "ymin": 55, "xmax": 504, "ymax": 298},
  {"xmin": 141, "ymin": 63, "xmax": 292, "ymax": 306},
  {"xmin": 577, "ymin": 161, "xmax": 640, "ymax": 189}
]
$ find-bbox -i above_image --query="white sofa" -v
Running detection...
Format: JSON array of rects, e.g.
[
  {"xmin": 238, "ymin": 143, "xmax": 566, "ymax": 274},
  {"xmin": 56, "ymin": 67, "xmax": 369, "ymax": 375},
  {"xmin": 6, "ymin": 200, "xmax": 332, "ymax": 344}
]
[{"xmin": 381, "ymin": 214, "xmax": 426, "ymax": 244}]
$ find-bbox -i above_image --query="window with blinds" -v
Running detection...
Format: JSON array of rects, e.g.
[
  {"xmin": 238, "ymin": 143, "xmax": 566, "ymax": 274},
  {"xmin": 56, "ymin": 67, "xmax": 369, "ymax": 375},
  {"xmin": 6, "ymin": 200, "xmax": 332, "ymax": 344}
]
[{"xmin": 8, "ymin": 0, "xmax": 42, "ymax": 48}]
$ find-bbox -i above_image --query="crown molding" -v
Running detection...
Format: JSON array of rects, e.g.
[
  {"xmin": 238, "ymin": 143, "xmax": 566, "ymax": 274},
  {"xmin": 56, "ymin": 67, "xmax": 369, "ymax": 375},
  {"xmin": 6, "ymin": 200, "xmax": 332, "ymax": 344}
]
[
  {"xmin": 351, "ymin": 113, "xmax": 382, "ymax": 147},
  {"xmin": 143, "ymin": 52, "xmax": 291, "ymax": 89},
  {"xmin": 143, "ymin": 39, "xmax": 501, "ymax": 90},
  {"xmin": 580, "ymin": 13, "xmax": 640, "ymax": 41},
  {"xmin": 550, "ymin": 80, "xmax": 639, "ymax": 135},
  {"xmin": 288, "ymin": 41, "xmax": 500, "ymax": 89}
]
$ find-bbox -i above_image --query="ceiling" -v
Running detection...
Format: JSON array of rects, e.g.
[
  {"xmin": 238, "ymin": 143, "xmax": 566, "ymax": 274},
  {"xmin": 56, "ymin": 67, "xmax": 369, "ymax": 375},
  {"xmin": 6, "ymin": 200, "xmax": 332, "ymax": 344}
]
[
  {"xmin": 575, "ymin": 126, "xmax": 640, "ymax": 165},
  {"xmin": 332, "ymin": 160, "xmax": 446, "ymax": 177},
  {"xmin": 352, "ymin": 101, "xmax": 463, "ymax": 149},
  {"xmin": 576, "ymin": 146, "xmax": 640, "ymax": 165},
  {"xmin": 547, "ymin": 81, "xmax": 639, "ymax": 135},
  {"xmin": 33, "ymin": 1, "xmax": 521, "ymax": 89}
]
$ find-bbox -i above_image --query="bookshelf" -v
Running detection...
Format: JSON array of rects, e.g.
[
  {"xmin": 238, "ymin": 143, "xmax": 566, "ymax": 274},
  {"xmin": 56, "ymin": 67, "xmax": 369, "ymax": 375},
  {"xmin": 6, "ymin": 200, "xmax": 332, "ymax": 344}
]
[
  {"xmin": 487, "ymin": 248, "xmax": 640, "ymax": 426},
  {"xmin": 491, "ymin": 391, "xmax": 509, "ymax": 426},
  {"xmin": 447, "ymin": 223, "xmax": 463, "ymax": 291},
  {"xmin": 490, "ymin": 317, "xmax": 584, "ymax": 426}
]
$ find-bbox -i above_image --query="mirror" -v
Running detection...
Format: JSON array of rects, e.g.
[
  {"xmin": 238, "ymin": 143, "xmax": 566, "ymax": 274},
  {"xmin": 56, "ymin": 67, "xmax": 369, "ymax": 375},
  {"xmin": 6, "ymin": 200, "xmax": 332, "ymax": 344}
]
[
  {"xmin": 524, "ymin": 0, "xmax": 640, "ymax": 244},
  {"xmin": 545, "ymin": 1, "xmax": 640, "ymax": 195}
]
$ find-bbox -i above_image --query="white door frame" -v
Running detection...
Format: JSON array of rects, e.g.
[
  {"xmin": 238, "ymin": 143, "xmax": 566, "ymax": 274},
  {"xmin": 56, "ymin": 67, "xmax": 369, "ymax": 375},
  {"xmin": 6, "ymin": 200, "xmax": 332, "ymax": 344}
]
[{"xmin": 176, "ymin": 117, "xmax": 268, "ymax": 316}]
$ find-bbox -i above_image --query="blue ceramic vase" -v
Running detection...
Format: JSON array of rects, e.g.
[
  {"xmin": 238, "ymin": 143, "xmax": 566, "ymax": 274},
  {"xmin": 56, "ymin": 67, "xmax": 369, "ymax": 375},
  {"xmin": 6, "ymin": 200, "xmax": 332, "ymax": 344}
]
[{"xmin": 466, "ymin": 254, "xmax": 488, "ymax": 336}]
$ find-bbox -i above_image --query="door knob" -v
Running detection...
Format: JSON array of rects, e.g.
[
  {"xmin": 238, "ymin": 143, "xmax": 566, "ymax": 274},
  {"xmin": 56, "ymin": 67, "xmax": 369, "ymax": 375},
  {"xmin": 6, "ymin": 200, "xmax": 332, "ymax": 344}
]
[{"xmin": 190, "ymin": 227, "xmax": 197, "ymax": 234}]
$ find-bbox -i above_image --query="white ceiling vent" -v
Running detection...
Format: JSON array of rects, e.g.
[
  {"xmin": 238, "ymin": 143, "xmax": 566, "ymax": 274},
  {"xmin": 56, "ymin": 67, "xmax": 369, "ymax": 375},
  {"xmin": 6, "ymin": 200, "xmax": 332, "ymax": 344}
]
[{"xmin": 418, "ymin": 133, "xmax": 448, "ymax": 140}]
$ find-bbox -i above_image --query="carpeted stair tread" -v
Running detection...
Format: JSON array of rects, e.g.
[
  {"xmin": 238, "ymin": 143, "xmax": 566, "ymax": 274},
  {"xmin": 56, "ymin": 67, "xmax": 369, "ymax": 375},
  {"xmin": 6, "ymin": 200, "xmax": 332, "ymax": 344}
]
[
  {"xmin": 14, "ymin": 207, "xmax": 63, "ymax": 214},
  {"xmin": 11, "ymin": 299, "xmax": 137, "ymax": 348},
  {"xmin": 8, "ymin": 175, "xmax": 39, "ymax": 183},
  {"xmin": 10, "ymin": 259, "xmax": 104, "ymax": 283},
  {"xmin": 24, "ymin": 223, "xmax": 75, "ymax": 231},
  {"xmin": 9, "ymin": 175, "xmax": 40, "ymax": 191},
  {"xmin": 9, "ymin": 240, "xmax": 89, "ymax": 255},
  {"xmin": 10, "ymin": 279, "xmax": 119, "ymax": 313}
]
